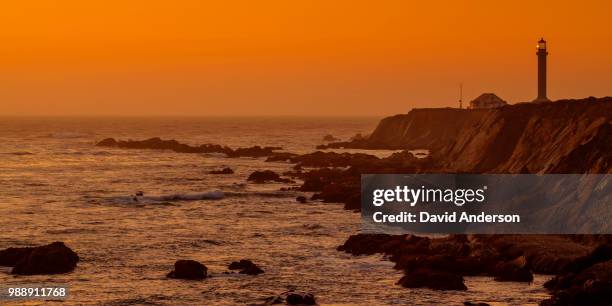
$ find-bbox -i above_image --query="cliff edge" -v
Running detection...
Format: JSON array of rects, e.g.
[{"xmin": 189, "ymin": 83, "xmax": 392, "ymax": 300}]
[{"xmin": 326, "ymin": 97, "xmax": 611, "ymax": 174}]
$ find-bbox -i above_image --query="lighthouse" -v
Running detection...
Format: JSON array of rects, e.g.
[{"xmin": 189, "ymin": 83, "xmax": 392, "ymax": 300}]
[{"xmin": 534, "ymin": 38, "xmax": 551, "ymax": 102}]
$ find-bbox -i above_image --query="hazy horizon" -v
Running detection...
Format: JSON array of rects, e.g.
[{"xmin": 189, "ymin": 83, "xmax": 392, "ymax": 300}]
[{"xmin": 2, "ymin": 1, "xmax": 611, "ymax": 116}]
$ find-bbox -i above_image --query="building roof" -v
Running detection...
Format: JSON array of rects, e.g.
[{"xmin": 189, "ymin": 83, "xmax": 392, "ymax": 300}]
[{"xmin": 469, "ymin": 93, "xmax": 508, "ymax": 109}]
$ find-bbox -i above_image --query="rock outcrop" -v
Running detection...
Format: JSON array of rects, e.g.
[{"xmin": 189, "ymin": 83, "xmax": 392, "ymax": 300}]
[
  {"xmin": 397, "ymin": 268, "xmax": 467, "ymax": 290},
  {"xmin": 96, "ymin": 137, "xmax": 283, "ymax": 158},
  {"xmin": 0, "ymin": 242, "xmax": 79, "ymax": 275},
  {"xmin": 322, "ymin": 134, "xmax": 339, "ymax": 142},
  {"xmin": 247, "ymin": 170, "xmax": 293, "ymax": 183},
  {"xmin": 321, "ymin": 97, "xmax": 612, "ymax": 174},
  {"xmin": 228, "ymin": 259, "xmax": 264, "ymax": 275},
  {"xmin": 255, "ymin": 291, "xmax": 317, "ymax": 305},
  {"xmin": 541, "ymin": 244, "xmax": 612, "ymax": 305},
  {"xmin": 336, "ymin": 234, "xmax": 601, "ymax": 290},
  {"xmin": 166, "ymin": 260, "xmax": 207, "ymax": 280}
]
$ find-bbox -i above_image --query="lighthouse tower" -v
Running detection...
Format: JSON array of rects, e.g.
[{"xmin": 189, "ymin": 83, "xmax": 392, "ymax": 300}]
[{"xmin": 534, "ymin": 38, "xmax": 551, "ymax": 102}]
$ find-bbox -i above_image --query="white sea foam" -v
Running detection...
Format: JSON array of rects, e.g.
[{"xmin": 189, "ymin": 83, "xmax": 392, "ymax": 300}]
[
  {"xmin": 145, "ymin": 190, "xmax": 225, "ymax": 201},
  {"xmin": 105, "ymin": 190, "xmax": 225, "ymax": 204}
]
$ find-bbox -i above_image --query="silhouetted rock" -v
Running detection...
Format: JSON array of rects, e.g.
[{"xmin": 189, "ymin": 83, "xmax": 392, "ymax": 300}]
[
  {"xmin": 228, "ymin": 259, "xmax": 264, "ymax": 275},
  {"xmin": 247, "ymin": 170, "xmax": 293, "ymax": 183},
  {"xmin": 209, "ymin": 167, "xmax": 234, "ymax": 174},
  {"xmin": 464, "ymin": 302, "xmax": 490, "ymax": 306},
  {"xmin": 0, "ymin": 246, "xmax": 33, "ymax": 267},
  {"xmin": 337, "ymin": 234, "xmax": 602, "ymax": 293},
  {"xmin": 296, "ymin": 196, "xmax": 307, "ymax": 203},
  {"xmin": 322, "ymin": 134, "xmax": 339, "ymax": 142},
  {"xmin": 96, "ymin": 138, "xmax": 117, "ymax": 147},
  {"xmin": 95, "ymin": 137, "xmax": 285, "ymax": 158},
  {"xmin": 492, "ymin": 256, "xmax": 533, "ymax": 282},
  {"xmin": 542, "ymin": 260, "xmax": 612, "ymax": 306},
  {"xmin": 397, "ymin": 268, "xmax": 467, "ymax": 290},
  {"xmin": 254, "ymin": 291, "xmax": 317, "ymax": 306},
  {"xmin": 286, "ymin": 292, "xmax": 316, "ymax": 305},
  {"xmin": 321, "ymin": 97, "xmax": 612, "ymax": 174},
  {"xmin": 343, "ymin": 194, "xmax": 361, "ymax": 211},
  {"xmin": 266, "ymin": 152, "xmax": 299, "ymax": 162},
  {"xmin": 562, "ymin": 243, "xmax": 612, "ymax": 273},
  {"xmin": 542, "ymin": 244, "xmax": 612, "ymax": 305},
  {"xmin": 1, "ymin": 242, "xmax": 79, "ymax": 275},
  {"xmin": 297, "ymin": 168, "xmax": 345, "ymax": 192},
  {"xmin": 167, "ymin": 260, "xmax": 207, "ymax": 280}
]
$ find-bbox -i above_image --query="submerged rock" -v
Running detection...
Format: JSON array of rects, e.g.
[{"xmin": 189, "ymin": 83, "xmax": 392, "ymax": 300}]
[
  {"xmin": 397, "ymin": 268, "xmax": 467, "ymax": 291},
  {"xmin": 96, "ymin": 138, "xmax": 117, "ymax": 147},
  {"xmin": 167, "ymin": 260, "xmax": 207, "ymax": 280},
  {"xmin": 0, "ymin": 246, "xmax": 33, "ymax": 267},
  {"xmin": 295, "ymin": 196, "xmax": 307, "ymax": 203},
  {"xmin": 95, "ymin": 137, "xmax": 284, "ymax": 158},
  {"xmin": 322, "ymin": 134, "xmax": 339, "ymax": 142},
  {"xmin": 0, "ymin": 242, "xmax": 79, "ymax": 275},
  {"xmin": 492, "ymin": 256, "xmax": 533, "ymax": 282},
  {"xmin": 542, "ymin": 244, "xmax": 612, "ymax": 305},
  {"xmin": 228, "ymin": 259, "xmax": 264, "ymax": 275},
  {"xmin": 254, "ymin": 291, "xmax": 316, "ymax": 305},
  {"xmin": 286, "ymin": 292, "xmax": 316, "ymax": 305},
  {"xmin": 247, "ymin": 170, "xmax": 293, "ymax": 184}
]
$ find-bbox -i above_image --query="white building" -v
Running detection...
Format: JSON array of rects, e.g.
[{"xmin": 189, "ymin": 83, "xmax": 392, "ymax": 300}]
[{"xmin": 469, "ymin": 93, "xmax": 508, "ymax": 109}]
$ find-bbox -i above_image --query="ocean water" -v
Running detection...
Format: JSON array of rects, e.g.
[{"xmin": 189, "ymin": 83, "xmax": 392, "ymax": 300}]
[{"xmin": 0, "ymin": 117, "xmax": 550, "ymax": 305}]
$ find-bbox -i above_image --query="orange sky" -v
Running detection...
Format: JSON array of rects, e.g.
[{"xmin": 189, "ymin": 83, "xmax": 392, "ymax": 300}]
[{"xmin": 1, "ymin": 0, "xmax": 611, "ymax": 116}]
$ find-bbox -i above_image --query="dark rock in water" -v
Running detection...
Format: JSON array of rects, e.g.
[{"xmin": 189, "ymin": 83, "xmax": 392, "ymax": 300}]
[
  {"xmin": 228, "ymin": 259, "xmax": 254, "ymax": 270},
  {"xmin": 0, "ymin": 246, "xmax": 35, "ymax": 267},
  {"xmin": 228, "ymin": 259, "xmax": 264, "ymax": 275},
  {"xmin": 209, "ymin": 167, "xmax": 234, "ymax": 174},
  {"xmin": 464, "ymin": 302, "xmax": 490, "ymax": 306},
  {"xmin": 3, "ymin": 242, "xmax": 79, "ymax": 275},
  {"xmin": 95, "ymin": 137, "xmax": 284, "ymax": 158},
  {"xmin": 240, "ymin": 264, "xmax": 264, "ymax": 275},
  {"xmin": 492, "ymin": 256, "xmax": 533, "ymax": 282},
  {"xmin": 135, "ymin": 191, "xmax": 144, "ymax": 196},
  {"xmin": 299, "ymin": 177, "xmax": 326, "ymax": 192},
  {"xmin": 343, "ymin": 194, "xmax": 361, "ymax": 211},
  {"xmin": 286, "ymin": 292, "xmax": 316, "ymax": 305},
  {"xmin": 96, "ymin": 138, "xmax": 117, "ymax": 147},
  {"xmin": 265, "ymin": 152, "xmax": 299, "ymax": 162},
  {"xmin": 338, "ymin": 234, "xmax": 412, "ymax": 256},
  {"xmin": 296, "ymin": 196, "xmax": 307, "ymax": 203},
  {"xmin": 247, "ymin": 170, "xmax": 293, "ymax": 184},
  {"xmin": 541, "ymin": 260, "xmax": 612, "ymax": 306},
  {"xmin": 542, "ymin": 244, "xmax": 612, "ymax": 306},
  {"xmin": 397, "ymin": 268, "xmax": 467, "ymax": 291},
  {"xmin": 322, "ymin": 134, "xmax": 339, "ymax": 142},
  {"xmin": 254, "ymin": 291, "xmax": 316, "ymax": 306},
  {"xmin": 167, "ymin": 260, "xmax": 207, "ymax": 280},
  {"xmin": 562, "ymin": 243, "xmax": 612, "ymax": 274},
  {"xmin": 227, "ymin": 146, "xmax": 282, "ymax": 158}
]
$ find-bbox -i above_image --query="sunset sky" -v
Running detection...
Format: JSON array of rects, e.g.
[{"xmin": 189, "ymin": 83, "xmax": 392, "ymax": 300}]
[{"xmin": 1, "ymin": 1, "xmax": 611, "ymax": 116}]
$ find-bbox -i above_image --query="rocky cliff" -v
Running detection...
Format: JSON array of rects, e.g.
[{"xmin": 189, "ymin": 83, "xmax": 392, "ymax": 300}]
[{"xmin": 360, "ymin": 97, "xmax": 612, "ymax": 174}]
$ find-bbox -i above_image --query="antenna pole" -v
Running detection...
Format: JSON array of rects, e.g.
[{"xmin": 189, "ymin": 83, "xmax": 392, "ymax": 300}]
[{"xmin": 459, "ymin": 83, "xmax": 463, "ymax": 109}]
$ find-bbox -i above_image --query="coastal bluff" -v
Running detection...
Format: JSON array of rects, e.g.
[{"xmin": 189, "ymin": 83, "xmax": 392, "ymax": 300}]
[{"xmin": 323, "ymin": 97, "xmax": 612, "ymax": 174}]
